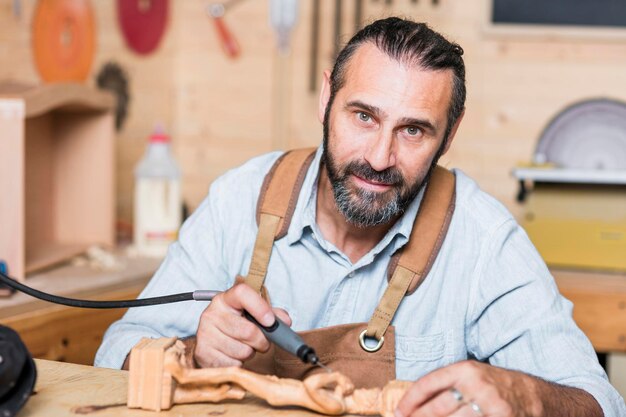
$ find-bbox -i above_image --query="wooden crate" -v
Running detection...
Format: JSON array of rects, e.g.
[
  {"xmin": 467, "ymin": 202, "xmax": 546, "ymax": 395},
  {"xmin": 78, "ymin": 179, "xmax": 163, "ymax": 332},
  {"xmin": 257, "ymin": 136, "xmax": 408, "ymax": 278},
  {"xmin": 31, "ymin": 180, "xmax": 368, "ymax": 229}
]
[{"xmin": 0, "ymin": 83, "xmax": 115, "ymax": 281}]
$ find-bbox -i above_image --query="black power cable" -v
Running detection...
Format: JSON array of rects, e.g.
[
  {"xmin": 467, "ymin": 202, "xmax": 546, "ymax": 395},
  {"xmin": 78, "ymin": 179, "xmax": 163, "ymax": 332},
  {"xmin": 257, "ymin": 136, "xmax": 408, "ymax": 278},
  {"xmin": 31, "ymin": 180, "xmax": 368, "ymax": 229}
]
[{"xmin": 0, "ymin": 270, "xmax": 195, "ymax": 308}]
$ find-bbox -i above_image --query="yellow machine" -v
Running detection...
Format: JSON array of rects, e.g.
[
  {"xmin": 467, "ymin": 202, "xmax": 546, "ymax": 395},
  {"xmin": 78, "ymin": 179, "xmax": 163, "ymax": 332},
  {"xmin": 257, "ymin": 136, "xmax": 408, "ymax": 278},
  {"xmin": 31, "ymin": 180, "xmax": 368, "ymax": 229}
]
[{"xmin": 513, "ymin": 98, "xmax": 626, "ymax": 272}]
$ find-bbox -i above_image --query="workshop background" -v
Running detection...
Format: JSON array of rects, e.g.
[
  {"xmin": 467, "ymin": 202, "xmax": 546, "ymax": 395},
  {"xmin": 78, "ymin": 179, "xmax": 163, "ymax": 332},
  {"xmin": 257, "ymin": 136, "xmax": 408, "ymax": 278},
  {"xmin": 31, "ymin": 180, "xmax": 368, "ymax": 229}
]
[{"xmin": 0, "ymin": 0, "xmax": 625, "ymax": 398}]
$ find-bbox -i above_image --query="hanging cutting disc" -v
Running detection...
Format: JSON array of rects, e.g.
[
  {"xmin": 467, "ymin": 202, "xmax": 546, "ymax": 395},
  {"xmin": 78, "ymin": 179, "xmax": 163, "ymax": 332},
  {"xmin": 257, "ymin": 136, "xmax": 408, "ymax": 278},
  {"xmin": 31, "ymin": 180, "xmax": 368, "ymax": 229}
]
[
  {"xmin": 534, "ymin": 98, "xmax": 626, "ymax": 170},
  {"xmin": 32, "ymin": 0, "xmax": 95, "ymax": 82},
  {"xmin": 117, "ymin": 0, "xmax": 169, "ymax": 55}
]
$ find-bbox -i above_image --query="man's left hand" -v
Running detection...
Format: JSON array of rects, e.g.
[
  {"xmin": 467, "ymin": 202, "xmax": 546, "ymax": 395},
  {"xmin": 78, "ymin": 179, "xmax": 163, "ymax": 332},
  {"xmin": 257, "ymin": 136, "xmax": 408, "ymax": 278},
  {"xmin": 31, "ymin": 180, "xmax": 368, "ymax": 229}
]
[{"xmin": 395, "ymin": 360, "xmax": 542, "ymax": 417}]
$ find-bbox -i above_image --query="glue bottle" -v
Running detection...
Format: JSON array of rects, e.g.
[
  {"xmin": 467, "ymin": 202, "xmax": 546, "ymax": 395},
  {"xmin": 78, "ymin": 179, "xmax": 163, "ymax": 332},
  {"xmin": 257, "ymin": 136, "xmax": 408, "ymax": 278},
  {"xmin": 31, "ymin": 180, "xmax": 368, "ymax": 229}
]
[{"xmin": 133, "ymin": 126, "xmax": 182, "ymax": 258}]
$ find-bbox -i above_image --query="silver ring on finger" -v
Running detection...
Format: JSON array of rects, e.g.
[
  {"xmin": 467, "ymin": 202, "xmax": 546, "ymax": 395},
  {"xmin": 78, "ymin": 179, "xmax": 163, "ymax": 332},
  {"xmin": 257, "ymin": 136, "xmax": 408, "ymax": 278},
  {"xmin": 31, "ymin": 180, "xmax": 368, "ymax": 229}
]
[
  {"xmin": 449, "ymin": 387, "xmax": 464, "ymax": 403},
  {"xmin": 468, "ymin": 400, "xmax": 484, "ymax": 416}
]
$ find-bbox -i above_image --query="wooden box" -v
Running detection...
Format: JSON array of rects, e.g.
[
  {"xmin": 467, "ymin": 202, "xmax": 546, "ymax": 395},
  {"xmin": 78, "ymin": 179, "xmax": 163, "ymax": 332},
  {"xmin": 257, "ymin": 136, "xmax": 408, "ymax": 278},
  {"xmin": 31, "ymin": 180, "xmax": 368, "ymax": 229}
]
[{"xmin": 0, "ymin": 83, "xmax": 115, "ymax": 281}]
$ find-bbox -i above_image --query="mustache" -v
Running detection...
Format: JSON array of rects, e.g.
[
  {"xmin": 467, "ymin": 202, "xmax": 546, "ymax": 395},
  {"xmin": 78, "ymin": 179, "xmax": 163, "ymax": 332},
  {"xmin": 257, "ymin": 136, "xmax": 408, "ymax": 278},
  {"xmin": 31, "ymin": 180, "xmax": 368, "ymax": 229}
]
[{"xmin": 343, "ymin": 161, "xmax": 404, "ymax": 186}]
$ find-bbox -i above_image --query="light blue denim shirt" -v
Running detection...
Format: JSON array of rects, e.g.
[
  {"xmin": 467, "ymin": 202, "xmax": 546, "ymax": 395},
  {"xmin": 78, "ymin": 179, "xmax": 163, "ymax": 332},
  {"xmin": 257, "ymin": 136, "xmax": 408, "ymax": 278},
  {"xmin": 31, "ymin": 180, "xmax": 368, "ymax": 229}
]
[{"xmin": 96, "ymin": 146, "xmax": 625, "ymax": 416}]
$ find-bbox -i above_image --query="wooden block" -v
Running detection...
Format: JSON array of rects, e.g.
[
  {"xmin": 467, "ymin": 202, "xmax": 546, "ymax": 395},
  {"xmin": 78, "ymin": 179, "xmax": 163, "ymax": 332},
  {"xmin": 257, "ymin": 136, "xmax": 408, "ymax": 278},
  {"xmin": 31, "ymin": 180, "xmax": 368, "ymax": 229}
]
[
  {"xmin": 127, "ymin": 338, "xmax": 152, "ymax": 409},
  {"xmin": 127, "ymin": 337, "xmax": 177, "ymax": 411},
  {"xmin": 161, "ymin": 361, "xmax": 177, "ymax": 410}
]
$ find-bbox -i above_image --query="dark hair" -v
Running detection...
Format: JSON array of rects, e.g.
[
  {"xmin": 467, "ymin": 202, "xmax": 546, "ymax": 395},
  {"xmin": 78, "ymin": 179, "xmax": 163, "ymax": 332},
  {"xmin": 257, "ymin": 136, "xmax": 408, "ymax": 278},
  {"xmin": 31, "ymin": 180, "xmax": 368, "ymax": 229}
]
[{"xmin": 326, "ymin": 17, "xmax": 466, "ymax": 142}]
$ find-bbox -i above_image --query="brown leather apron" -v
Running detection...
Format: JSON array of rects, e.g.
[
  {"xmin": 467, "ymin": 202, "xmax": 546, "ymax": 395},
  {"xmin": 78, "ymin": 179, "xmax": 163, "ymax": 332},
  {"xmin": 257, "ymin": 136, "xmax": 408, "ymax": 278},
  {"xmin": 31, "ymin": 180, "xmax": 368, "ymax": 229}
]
[{"xmin": 240, "ymin": 149, "xmax": 456, "ymax": 389}]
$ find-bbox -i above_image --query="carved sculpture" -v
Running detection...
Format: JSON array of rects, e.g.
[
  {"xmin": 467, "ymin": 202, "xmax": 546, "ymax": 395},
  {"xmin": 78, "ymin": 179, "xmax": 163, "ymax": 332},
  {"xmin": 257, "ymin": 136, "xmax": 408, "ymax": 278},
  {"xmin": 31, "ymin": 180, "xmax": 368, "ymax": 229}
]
[{"xmin": 127, "ymin": 337, "xmax": 410, "ymax": 416}]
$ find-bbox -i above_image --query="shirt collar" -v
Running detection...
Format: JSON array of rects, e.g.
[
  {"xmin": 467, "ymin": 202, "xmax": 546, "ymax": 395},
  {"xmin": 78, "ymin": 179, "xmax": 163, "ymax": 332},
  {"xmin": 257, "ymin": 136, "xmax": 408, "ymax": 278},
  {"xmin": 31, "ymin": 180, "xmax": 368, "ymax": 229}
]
[{"xmin": 285, "ymin": 145, "xmax": 426, "ymax": 250}]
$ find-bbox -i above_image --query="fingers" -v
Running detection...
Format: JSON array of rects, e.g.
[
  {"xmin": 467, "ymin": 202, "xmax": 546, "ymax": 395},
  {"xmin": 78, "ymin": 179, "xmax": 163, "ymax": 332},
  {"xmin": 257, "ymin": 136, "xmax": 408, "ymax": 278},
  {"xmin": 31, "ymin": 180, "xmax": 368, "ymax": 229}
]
[
  {"xmin": 221, "ymin": 283, "xmax": 275, "ymax": 326},
  {"xmin": 272, "ymin": 307, "xmax": 292, "ymax": 327},
  {"xmin": 396, "ymin": 361, "xmax": 520, "ymax": 417},
  {"xmin": 449, "ymin": 404, "xmax": 480, "ymax": 417},
  {"xmin": 194, "ymin": 283, "xmax": 275, "ymax": 367},
  {"xmin": 212, "ymin": 304, "xmax": 271, "ymax": 351},
  {"xmin": 396, "ymin": 362, "xmax": 466, "ymax": 415},
  {"xmin": 194, "ymin": 283, "xmax": 298, "ymax": 368},
  {"xmin": 195, "ymin": 312, "xmax": 262, "ymax": 367},
  {"xmin": 398, "ymin": 388, "xmax": 465, "ymax": 417},
  {"xmin": 196, "ymin": 344, "xmax": 245, "ymax": 368}
]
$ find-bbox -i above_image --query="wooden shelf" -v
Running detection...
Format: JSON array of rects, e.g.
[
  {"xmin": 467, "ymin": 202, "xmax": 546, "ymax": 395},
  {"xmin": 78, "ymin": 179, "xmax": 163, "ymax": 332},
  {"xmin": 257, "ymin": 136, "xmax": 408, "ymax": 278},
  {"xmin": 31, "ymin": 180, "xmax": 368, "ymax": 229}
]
[
  {"xmin": 24, "ymin": 242, "xmax": 89, "ymax": 274},
  {"xmin": 0, "ymin": 82, "xmax": 116, "ymax": 280}
]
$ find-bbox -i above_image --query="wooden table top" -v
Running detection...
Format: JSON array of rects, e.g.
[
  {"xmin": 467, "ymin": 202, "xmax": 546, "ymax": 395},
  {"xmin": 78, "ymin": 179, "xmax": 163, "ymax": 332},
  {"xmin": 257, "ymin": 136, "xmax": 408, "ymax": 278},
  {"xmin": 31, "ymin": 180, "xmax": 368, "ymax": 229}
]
[{"xmin": 22, "ymin": 359, "xmax": 354, "ymax": 417}]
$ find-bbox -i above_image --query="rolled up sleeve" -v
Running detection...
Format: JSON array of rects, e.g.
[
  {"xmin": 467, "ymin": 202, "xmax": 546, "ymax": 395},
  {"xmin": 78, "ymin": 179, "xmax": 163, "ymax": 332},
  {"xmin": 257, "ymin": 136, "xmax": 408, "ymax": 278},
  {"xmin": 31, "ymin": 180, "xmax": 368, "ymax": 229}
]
[{"xmin": 467, "ymin": 220, "xmax": 626, "ymax": 417}]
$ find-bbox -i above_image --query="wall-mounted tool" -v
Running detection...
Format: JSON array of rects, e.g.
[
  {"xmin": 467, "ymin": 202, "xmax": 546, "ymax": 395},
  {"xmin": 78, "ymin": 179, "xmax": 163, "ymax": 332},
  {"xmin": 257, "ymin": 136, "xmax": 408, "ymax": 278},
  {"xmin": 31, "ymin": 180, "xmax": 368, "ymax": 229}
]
[
  {"xmin": 333, "ymin": 0, "xmax": 342, "ymax": 59},
  {"xmin": 32, "ymin": 0, "xmax": 95, "ymax": 82},
  {"xmin": 270, "ymin": 0, "xmax": 299, "ymax": 54},
  {"xmin": 207, "ymin": 0, "xmax": 248, "ymax": 59},
  {"xmin": 117, "ymin": 0, "xmax": 169, "ymax": 56},
  {"xmin": 355, "ymin": 0, "xmax": 364, "ymax": 32},
  {"xmin": 270, "ymin": 0, "xmax": 298, "ymax": 150},
  {"xmin": 308, "ymin": 0, "xmax": 320, "ymax": 93},
  {"xmin": 13, "ymin": 0, "xmax": 21, "ymax": 18},
  {"xmin": 96, "ymin": 61, "xmax": 130, "ymax": 131}
]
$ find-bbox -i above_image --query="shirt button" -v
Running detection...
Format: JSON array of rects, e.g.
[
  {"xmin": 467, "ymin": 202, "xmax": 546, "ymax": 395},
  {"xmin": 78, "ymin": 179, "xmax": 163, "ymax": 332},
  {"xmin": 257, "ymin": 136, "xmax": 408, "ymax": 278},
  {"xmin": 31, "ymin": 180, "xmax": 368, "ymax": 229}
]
[{"xmin": 348, "ymin": 272, "xmax": 355, "ymax": 278}]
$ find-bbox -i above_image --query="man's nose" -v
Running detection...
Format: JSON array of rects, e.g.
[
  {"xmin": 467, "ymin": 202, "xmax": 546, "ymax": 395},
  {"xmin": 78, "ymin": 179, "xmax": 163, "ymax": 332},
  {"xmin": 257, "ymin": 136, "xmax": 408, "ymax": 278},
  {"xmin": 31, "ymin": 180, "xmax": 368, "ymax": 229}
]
[{"xmin": 363, "ymin": 130, "xmax": 396, "ymax": 172}]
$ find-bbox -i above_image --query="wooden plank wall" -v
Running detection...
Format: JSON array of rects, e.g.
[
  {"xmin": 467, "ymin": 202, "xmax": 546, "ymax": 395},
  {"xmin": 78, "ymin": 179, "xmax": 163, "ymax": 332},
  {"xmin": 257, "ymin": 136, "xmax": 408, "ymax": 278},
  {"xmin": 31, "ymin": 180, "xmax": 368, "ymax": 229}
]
[{"xmin": 1, "ymin": 0, "xmax": 626, "ymax": 225}]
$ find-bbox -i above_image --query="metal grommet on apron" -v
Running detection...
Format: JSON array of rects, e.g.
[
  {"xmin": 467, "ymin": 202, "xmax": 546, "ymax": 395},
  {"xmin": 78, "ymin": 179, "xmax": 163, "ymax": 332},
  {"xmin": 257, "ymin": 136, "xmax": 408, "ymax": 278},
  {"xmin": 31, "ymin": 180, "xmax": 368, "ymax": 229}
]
[
  {"xmin": 237, "ymin": 149, "xmax": 456, "ymax": 389},
  {"xmin": 359, "ymin": 329, "xmax": 384, "ymax": 352}
]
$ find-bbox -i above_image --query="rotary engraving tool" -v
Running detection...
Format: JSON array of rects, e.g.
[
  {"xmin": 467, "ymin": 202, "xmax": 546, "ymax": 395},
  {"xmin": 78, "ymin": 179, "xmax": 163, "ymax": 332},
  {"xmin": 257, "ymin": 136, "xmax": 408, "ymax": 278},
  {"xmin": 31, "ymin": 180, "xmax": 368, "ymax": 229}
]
[{"xmin": 193, "ymin": 290, "xmax": 332, "ymax": 371}]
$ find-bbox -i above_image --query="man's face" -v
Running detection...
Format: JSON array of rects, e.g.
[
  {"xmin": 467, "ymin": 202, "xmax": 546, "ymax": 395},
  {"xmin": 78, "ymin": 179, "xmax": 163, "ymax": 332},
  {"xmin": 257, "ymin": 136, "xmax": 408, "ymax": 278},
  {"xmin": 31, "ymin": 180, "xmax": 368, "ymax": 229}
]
[{"xmin": 319, "ymin": 43, "xmax": 457, "ymax": 228}]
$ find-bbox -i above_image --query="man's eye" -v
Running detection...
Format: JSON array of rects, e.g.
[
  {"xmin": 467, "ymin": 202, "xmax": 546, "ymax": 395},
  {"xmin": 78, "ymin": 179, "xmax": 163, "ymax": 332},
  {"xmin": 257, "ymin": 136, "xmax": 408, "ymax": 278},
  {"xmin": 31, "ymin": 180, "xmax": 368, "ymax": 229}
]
[
  {"xmin": 358, "ymin": 112, "xmax": 370, "ymax": 122},
  {"xmin": 406, "ymin": 126, "xmax": 421, "ymax": 136}
]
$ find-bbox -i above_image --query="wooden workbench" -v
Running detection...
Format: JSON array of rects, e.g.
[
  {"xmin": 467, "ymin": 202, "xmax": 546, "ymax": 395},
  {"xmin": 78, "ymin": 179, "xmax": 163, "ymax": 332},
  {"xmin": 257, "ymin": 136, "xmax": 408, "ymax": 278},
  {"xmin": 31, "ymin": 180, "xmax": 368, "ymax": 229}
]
[
  {"xmin": 553, "ymin": 268, "xmax": 626, "ymax": 353},
  {"xmin": 21, "ymin": 359, "xmax": 343, "ymax": 416},
  {"xmin": 0, "ymin": 254, "xmax": 161, "ymax": 364}
]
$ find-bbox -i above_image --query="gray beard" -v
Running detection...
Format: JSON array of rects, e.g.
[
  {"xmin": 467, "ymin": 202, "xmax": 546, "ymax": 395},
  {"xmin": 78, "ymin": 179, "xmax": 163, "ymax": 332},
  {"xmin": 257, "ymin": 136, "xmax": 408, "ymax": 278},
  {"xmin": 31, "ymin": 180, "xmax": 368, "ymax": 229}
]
[
  {"xmin": 322, "ymin": 142, "xmax": 445, "ymax": 228},
  {"xmin": 331, "ymin": 177, "xmax": 404, "ymax": 228}
]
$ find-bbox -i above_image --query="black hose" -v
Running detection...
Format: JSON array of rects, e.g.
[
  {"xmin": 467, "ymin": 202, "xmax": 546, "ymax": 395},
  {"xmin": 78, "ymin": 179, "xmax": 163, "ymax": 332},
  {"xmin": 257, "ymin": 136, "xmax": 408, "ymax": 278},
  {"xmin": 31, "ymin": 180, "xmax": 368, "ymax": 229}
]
[{"xmin": 0, "ymin": 270, "xmax": 194, "ymax": 308}]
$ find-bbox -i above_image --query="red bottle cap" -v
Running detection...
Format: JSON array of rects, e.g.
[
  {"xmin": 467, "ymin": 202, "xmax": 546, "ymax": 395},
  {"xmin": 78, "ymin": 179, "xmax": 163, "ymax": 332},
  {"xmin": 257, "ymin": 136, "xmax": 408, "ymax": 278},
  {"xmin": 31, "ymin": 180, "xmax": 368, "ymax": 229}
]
[
  {"xmin": 149, "ymin": 132, "xmax": 170, "ymax": 143},
  {"xmin": 149, "ymin": 124, "xmax": 170, "ymax": 143}
]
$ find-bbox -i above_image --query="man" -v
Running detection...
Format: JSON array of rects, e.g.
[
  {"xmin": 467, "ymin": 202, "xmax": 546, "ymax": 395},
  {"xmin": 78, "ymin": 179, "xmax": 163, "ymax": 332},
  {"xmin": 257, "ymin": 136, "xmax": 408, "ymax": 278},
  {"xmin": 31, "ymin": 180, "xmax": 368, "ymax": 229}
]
[{"xmin": 96, "ymin": 18, "xmax": 625, "ymax": 416}]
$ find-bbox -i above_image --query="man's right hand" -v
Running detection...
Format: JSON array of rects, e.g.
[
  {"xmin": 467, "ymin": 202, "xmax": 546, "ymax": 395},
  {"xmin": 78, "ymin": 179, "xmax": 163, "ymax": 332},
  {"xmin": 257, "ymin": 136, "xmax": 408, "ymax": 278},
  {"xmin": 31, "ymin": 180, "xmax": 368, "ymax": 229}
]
[{"xmin": 193, "ymin": 283, "xmax": 292, "ymax": 368}]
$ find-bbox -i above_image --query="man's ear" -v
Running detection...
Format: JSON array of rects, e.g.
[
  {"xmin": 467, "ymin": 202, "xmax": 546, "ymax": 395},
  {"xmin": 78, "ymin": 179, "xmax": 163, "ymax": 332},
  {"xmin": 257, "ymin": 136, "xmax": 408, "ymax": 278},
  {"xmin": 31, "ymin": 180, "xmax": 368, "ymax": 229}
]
[
  {"xmin": 441, "ymin": 109, "xmax": 465, "ymax": 155},
  {"xmin": 318, "ymin": 70, "xmax": 332, "ymax": 124}
]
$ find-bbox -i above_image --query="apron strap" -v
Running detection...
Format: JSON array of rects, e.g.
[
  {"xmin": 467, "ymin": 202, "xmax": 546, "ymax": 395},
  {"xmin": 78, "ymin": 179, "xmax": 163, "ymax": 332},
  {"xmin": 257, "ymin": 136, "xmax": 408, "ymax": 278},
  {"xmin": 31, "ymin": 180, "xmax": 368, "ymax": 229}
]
[
  {"xmin": 365, "ymin": 166, "xmax": 456, "ymax": 343},
  {"xmin": 246, "ymin": 214, "xmax": 281, "ymax": 293},
  {"xmin": 245, "ymin": 148, "xmax": 317, "ymax": 293}
]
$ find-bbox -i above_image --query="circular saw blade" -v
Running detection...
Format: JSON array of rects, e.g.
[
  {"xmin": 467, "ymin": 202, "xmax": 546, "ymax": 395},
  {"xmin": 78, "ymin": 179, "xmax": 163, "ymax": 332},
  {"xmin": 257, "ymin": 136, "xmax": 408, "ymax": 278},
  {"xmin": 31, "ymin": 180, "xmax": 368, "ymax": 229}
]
[
  {"xmin": 117, "ymin": 0, "xmax": 169, "ymax": 55},
  {"xmin": 32, "ymin": 0, "xmax": 95, "ymax": 82},
  {"xmin": 535, "ymin": 98, "xmax": 626, "ymax": 170}
]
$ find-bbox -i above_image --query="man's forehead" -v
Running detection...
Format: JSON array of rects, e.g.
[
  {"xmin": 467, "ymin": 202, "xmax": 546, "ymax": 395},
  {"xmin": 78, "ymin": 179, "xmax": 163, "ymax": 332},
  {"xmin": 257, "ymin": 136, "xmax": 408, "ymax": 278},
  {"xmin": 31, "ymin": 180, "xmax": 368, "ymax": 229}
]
[{"xmin": 340, "ymin": 43, "xmax": 454, "ymax": 126}]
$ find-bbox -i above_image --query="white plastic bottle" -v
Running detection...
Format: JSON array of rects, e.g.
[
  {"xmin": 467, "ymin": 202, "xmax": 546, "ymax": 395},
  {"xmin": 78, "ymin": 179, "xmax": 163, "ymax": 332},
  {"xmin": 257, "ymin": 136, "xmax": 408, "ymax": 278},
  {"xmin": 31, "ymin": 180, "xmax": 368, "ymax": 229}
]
[{"xmin": 133, "ymin": 127, "xmax": 182, "ymax": 258}]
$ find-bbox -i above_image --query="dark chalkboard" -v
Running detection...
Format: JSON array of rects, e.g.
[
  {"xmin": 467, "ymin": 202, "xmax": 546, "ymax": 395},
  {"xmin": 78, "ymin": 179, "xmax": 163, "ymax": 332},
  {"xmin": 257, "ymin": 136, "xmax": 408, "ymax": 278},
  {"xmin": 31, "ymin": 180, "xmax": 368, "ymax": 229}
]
[{"xmin": 492, "ymin": 0, "xmax": 626, "ymax": 28}]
